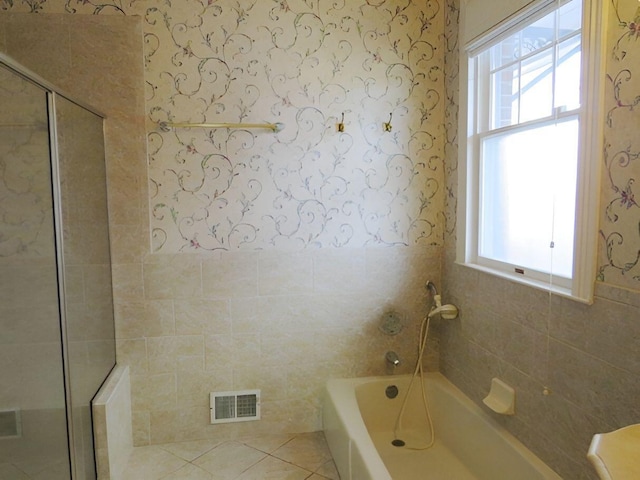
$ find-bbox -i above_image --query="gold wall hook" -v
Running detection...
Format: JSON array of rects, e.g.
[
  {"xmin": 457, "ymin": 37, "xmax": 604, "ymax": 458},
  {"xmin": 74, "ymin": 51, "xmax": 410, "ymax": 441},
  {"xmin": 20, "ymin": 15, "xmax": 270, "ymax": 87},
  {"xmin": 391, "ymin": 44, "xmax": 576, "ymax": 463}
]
[
  {"xmin": 383, "ymin": 113, "xmax": 393, "ymax": 132},
  {"xmin": 337, "ymin": 112, "xmax": 345, "ymax": 133}
]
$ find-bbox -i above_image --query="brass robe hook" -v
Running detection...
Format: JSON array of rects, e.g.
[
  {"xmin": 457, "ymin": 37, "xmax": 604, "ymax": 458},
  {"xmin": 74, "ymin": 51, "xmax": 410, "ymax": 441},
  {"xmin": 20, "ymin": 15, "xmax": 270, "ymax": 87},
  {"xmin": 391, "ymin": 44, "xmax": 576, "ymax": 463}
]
[
  {"xmin": 337, "ymin": 112, "xmax": 345, "ymax": 132},
  {"xmin": 383, "ymin": 113, "xmax": 393, "ymax": 132}
]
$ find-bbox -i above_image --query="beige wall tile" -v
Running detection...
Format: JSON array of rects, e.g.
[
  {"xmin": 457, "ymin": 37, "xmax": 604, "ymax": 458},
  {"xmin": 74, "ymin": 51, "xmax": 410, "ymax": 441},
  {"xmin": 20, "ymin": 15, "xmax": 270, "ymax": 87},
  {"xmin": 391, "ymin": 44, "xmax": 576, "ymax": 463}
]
[
  {"xmin": 177, "ymin": 367, "xmax": 233, "ymax": 409},
  {"xmin": 115, "ymin": 300, "xmax": 177, "ymax": 339},
  {"xmin": 201, "ymin": 252, "xmax": 258, "ymax": 299},
  {"xmin": 131, "ymin": 373, "xmax": 177, "ymax": 411},
  {"xmin": 4, "ymin": 14, "xmax": 71, "ymax": 86},
  {"xmin": 149, "ymin": 407, "xmax": 212, "ymax": 445},
  {"xmin": 204, "ymin": 334, "xmax": 260, "ymax": 371},
  {"xmin": 232, "ymin": 365, "xmax": 288, "ymax": 403},
  {"xmin": 175, "ymin": 298, "xmax": 230, "ymax": 335},
  {"xmin": 110, "ymin": 224, "xmax": 149, "ymax": 265},
  {"xmin": 112, "ymin": 264, "xmax": 144, "ymax": 303},
  {"xmin": 147, "ymin": 335, "xmax": 204, "ymax": 374},
  {"xmin": 258, "ymin": 252, "xmax": 313, "ymax": 296},
  {"xmin": 132, "ymin": 410, "xmax": 151, "ymax": 447},
  {"xmin": 143, "ymin": 259, "xmax": 202, "ymax": 300},
  {"xmin": 144, "ymin": 300, "xmax": 177, "ymax": 337},
  {"xmin": 116, "ymin": 339, "xmax": 148, "ymax": 375},
  {"xmin": 312, "ymin": 249, "xmax": 367, "ymax": 295}
]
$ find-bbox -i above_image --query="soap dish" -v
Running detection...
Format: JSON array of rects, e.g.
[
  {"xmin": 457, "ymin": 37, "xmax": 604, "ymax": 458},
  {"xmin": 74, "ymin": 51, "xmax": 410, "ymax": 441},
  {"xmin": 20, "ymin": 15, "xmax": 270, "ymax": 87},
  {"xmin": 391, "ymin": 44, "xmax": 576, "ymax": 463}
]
[{"xmin": 482, "ymin": 378, "xmax": 515, "ymax": 415}]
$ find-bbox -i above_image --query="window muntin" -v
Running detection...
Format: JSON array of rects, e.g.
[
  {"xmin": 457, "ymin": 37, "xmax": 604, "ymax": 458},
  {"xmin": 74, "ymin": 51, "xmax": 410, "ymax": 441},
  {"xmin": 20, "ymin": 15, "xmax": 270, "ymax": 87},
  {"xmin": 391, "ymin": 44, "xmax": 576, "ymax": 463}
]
[{"xmin": 485, "ymin": 1, "xmax": 582, "ymax": 130}]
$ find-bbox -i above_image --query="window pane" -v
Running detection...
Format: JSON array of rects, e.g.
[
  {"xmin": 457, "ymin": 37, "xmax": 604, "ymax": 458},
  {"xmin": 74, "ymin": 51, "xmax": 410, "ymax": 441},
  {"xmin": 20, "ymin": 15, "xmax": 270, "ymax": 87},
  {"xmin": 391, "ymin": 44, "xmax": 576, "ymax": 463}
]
[
  {"xmin": 520, "ymin": 9, "xmax": 555, "ymax": 56},
  {"xmin": 519, "ymin": 48, "xmax": 554, "ymax": 123},
  {"xmin": 558, "ymin": 0, "xmax": 582, "ymax": 38},
  {"xmin": 491, "ymin": 64, "xmax": 519, "ymax": 128},
  {"xmin": 555, "ymin": 35, "xmax": 581, "ymax": 111},
  {"xmin": 479, "ymin": 119, "xmax": 578, "ymax": 278},
  {"xmin": 490, "ymin": 33, "xmax": 520, "ymax": 69}
]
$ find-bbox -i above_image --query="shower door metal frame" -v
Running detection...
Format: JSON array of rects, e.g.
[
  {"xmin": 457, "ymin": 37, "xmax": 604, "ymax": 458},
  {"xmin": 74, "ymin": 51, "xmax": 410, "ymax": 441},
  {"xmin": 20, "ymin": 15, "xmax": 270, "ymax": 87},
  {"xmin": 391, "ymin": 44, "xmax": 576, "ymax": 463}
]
[{"xmin": 0, "ymin": 52, "xmax": 107, "ymax": 480}]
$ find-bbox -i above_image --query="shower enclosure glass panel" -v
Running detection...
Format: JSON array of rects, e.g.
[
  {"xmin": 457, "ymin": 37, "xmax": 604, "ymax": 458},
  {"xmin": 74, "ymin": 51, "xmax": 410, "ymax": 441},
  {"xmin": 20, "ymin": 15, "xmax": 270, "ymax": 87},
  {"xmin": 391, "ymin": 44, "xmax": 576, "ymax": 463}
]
[
  {"xmin": 55, "ymin": 96, "xmax": 115, "ymax": 480},
  {"xmin": 0, "ymin": 64, "xmax": 71, "ymax": 479},
  {"xmin": 0, "ymin": 58, "xmax": 115, "ymax": 480}
]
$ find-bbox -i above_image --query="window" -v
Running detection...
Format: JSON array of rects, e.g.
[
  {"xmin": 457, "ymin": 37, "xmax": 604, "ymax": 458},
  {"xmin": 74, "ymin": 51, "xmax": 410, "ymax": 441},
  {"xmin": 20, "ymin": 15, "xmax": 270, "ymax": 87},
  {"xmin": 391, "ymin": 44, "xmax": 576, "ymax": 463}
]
[{"xmin": 458, "ymin": 0, "xmax": 606, "ymax": 302}]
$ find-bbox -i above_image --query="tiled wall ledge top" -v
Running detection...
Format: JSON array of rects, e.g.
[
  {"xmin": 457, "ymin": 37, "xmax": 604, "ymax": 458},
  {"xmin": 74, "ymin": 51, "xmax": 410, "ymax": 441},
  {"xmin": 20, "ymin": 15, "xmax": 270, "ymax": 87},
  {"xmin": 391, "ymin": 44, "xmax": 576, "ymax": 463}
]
[{"xmin": 595, "ymin": 282, "xmax": 640, "ymax": 308}]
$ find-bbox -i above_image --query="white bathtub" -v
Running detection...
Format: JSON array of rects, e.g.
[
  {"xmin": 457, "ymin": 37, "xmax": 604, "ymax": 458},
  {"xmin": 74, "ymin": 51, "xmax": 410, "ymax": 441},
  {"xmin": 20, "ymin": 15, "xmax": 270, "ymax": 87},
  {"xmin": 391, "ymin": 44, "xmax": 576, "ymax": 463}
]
[{"xmin": 323, "ymin": 373, "xmax": 562, "ymax": 480}]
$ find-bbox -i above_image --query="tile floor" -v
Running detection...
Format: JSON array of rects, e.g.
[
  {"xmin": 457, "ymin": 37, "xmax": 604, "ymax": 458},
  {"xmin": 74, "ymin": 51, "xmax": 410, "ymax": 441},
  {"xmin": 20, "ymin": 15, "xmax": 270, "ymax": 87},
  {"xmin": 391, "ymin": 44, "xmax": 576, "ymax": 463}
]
[{"xmin": 121, "ymin": 431, "xmax": 340, "ymax": 480}]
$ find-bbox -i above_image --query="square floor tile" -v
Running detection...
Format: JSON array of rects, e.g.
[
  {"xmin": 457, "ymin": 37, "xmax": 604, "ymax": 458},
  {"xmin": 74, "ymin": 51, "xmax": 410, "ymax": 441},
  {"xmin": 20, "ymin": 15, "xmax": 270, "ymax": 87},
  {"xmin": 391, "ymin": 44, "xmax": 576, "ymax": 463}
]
[
  {"xmin": 122, "ymin": 446, "xmax": 188, "ymax": 480},
  {"xmin": 315, "ymin": 458, "xmax": 340, "ymax": 480},
  {"xmin": 235, "ymin": 455, "xmax": 313, "ymax": 480},
  {"xmin": 193, "ymin": 442, "xmax": 266, "ymax": 479},
  {"xmin": 160, "ymin": 463, "xmax": 213, "ymax": 479},
  {"xmin": 0, "ymin": 463, "xmax": 30, "ymax": 480},
  {"xmin": 160, "ymin": 439, "xmax": 221, "ymax": 462},
  {"xmin": 271, "ymin": 432, "xmax": 333, "ymax": 472},
  {"xmin": 239, "ymin": 434, "xmax": 296, "ymax": 454}
]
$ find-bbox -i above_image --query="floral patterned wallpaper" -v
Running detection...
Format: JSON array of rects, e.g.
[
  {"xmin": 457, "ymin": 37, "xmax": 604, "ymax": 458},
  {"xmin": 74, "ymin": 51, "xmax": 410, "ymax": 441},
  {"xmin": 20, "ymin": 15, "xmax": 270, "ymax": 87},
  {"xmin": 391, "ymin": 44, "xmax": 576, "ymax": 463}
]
[
  {"xmin": 598, "ymin": 0, "xmax": 640, "ymax": 289},
  {"xmin": 144, "ymin": 1, "xmax": 445, "ymax": 252}
]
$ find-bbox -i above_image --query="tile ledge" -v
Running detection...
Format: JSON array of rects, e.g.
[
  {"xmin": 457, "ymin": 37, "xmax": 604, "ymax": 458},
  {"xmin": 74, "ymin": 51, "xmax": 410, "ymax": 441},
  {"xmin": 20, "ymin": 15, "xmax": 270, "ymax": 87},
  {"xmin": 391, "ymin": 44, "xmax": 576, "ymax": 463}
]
[{"xmin": 594, "ymin": 281, "xmax": 640, "ymax": 308}]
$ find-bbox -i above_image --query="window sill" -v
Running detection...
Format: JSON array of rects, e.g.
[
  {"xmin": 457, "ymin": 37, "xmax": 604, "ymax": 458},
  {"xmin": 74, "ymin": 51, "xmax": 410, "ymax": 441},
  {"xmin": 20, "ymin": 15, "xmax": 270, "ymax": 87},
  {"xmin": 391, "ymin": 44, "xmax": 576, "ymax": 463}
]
[{"xmin": 455, "ymin": 261, "xmax": 594, "ymax": 305}]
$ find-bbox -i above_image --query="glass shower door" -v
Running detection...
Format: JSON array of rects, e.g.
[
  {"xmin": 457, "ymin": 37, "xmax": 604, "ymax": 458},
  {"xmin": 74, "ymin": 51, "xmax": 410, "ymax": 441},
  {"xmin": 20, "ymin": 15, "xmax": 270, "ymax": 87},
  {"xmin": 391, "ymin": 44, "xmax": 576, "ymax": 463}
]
[
  {"xmin": 54, "ymin": 95, "xmax": 115, "ymax": 480},
  {"xmin": 0, "ymin": 64, "xmax": 71, "ymax": 479}
]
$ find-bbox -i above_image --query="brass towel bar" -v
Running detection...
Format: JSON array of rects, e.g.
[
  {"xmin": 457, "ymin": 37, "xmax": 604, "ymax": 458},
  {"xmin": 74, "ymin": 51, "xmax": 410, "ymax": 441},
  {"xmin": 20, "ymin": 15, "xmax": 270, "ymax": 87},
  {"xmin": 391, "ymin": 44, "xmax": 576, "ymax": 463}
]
[{"xmin": 160, "ymin": 121, "xmax": 284, "ymax": 132}]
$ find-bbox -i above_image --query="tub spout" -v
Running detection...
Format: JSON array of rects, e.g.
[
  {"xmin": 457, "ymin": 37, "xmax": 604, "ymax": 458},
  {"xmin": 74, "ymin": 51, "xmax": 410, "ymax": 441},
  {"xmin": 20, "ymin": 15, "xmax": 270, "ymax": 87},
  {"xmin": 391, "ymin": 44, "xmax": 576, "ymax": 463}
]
[{"xmin": 386, "ymin": 351, "xmax": 400, "ymax": 366}]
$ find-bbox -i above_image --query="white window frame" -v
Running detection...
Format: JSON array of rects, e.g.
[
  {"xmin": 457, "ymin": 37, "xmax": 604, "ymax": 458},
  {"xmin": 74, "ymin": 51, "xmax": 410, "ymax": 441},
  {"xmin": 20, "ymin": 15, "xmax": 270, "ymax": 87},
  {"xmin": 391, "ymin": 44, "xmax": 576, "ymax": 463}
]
[{"xmin": 457, "ymin": 0, "xmax": 607, "ymax": 303}]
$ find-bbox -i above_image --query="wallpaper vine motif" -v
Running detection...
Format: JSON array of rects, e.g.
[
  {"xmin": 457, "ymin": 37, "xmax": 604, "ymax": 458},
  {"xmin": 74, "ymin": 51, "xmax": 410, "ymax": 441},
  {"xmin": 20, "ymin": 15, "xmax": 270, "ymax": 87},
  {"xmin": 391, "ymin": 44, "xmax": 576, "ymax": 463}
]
[
  {"xmin": 144, "ymin": 0, "xmax": 445, "ymax": 252},
  {"xmin": 443, "ymin": 0, "xmax": 459, "ymax": 241},
  {"xmin": 598, "ymin": 0, "xmax": 640, "ymax": 287}
]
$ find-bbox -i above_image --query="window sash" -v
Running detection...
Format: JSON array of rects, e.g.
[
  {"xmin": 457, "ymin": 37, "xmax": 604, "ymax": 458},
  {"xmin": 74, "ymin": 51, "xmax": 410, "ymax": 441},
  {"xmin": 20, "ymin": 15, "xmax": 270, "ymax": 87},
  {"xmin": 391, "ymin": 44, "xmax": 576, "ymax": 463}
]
[
  {"xmin": 476, "ymin": 256, "xmax": 572, "ymax": 289},
  {"xmin": 477, "ymin": 115, "xmax": 580, "ymax": 284}
]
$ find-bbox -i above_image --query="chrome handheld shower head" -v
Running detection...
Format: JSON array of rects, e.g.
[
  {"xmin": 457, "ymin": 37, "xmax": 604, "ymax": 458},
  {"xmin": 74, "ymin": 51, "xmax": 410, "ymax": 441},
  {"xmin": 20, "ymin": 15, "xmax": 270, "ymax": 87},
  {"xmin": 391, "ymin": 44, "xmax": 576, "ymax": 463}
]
[
  {"xmin": 428, "ymin": 304, "xmax": 459, "ymax": 320},
  {"xmin": 425, "ymin": 281, "xmax": 458, "ymax": 318}
]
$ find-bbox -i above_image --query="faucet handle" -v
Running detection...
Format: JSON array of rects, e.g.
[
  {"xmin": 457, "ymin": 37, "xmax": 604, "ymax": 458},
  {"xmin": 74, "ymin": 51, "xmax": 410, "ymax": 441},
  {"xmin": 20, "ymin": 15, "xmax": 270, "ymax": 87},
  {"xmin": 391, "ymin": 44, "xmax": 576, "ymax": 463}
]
[{"xmin": 385, "ymin": 351, "xmax": 400, "ymax": 366}]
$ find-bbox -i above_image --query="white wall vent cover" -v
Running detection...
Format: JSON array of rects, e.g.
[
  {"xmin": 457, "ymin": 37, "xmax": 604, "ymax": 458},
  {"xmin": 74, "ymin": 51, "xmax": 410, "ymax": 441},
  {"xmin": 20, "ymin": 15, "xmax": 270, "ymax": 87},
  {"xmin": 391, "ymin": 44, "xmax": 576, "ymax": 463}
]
[
  {"xmin": 0, "ymin": 408, "xmax": 21, "ymax": 438},
  {"xmin": 210, "ymin": 390, "xmax": 260, "ymax": 424}
]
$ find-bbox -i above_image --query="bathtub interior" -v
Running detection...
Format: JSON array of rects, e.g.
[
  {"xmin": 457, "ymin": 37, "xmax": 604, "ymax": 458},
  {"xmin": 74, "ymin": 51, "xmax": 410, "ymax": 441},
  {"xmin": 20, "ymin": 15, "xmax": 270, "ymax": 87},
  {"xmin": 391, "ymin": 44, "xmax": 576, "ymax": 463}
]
[
  {"xmin": 325, "ymin": 373, "xmax": 562, "ymax": 480},
  {"xmin": 355, "ymin": 376, "xmax": 434, "ymax": 449}
]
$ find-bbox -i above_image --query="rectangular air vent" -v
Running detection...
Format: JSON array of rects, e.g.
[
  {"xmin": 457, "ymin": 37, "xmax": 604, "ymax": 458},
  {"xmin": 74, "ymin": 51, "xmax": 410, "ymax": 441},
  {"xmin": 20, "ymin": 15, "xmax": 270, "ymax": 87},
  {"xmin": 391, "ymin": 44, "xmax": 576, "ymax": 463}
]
[
  {"xmin": 0, "ymin": 409, "xmax": 21, "ymax": 438},
  {"xmin": 210, "ymin": 390, "xmax": 260, "ymax": 424}
]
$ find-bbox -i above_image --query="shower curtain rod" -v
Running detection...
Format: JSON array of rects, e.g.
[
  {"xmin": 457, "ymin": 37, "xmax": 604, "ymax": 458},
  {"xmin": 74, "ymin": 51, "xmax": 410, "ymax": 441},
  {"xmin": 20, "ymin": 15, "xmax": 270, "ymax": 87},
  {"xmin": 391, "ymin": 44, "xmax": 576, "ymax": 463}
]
[{"xmin": 160, "ymin": 121, "xmax": 284, "ymax": 132}]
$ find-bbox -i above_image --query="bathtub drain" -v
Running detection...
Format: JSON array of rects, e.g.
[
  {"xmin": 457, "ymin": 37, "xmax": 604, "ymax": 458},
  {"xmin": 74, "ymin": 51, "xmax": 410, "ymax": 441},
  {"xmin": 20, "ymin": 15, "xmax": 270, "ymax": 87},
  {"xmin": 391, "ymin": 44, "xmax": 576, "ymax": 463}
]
[{"xmin": 391, "ymin": 439, "xmax": 405, "ymax": 447}]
